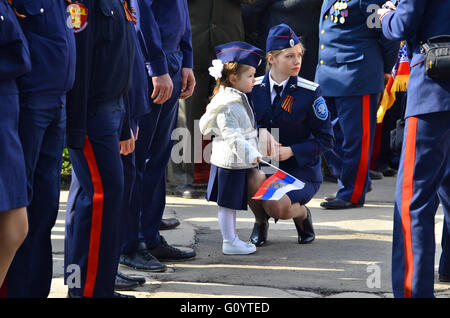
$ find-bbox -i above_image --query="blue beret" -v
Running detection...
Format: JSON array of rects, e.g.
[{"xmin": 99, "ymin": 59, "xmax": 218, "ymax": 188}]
[
  {"xmin": 214, "ymin": 41, "xmax": 264, "ymax": 69},
  {"xmin": 266, "ymin": 24, "xmax": 300, "ymax": 52}
]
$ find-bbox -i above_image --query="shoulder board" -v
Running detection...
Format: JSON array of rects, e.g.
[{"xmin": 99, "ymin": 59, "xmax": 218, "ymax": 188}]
[
  {"xmin": 254, "ymin": 76, "xmax": 264, "ymax": 86},
  {"xmin": 297, "ymin": 76, "xmax": 319, "ymax": 91}
]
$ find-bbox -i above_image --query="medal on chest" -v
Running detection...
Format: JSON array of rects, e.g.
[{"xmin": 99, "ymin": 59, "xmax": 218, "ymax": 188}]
[{"xmin": 330, "ymin": 0, "xmax": 349, "ymax": 24}]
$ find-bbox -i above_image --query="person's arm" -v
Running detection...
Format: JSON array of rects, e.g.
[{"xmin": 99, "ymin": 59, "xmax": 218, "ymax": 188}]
[
  {"xmin": 378, "ymin": 0, "xmax": 427, "ymax": 41},
  {"xmin": 179, "ymin": 5, "xmax": 196, "ymax": 100},
  {"xmin": 136, "ymin": 0, "xmax": 172, "ymax": 104},
  {"xmin": 288, "ymin": 88, "xmax": 335, "ymax": 167},
  {"xmin": 65, "ymin": 0, "xmax": 95, "ymax": 149}
]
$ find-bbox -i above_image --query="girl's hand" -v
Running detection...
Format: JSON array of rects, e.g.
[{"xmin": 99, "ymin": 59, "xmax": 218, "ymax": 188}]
[
  {"xmin": 278, "ymin": 146, "xmax": 293, "ymax": 161},
  {"xmin": 252, "ymin": 157, "xmax": 262, "ymax": 166}
]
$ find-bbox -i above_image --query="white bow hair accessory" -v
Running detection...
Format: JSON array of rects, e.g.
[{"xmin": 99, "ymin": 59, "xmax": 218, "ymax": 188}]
[{"xmin": 208, "ymin": 59, "xmax": 224, "ymax": 80}]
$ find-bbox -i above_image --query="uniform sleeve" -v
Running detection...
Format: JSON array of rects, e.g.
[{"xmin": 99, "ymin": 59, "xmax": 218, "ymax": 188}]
[
  {"xmin": 360, "ymin": 0, "xmax": 400, "ymax": 73},
  {"xmin": 289, "ymin": 87, "xmax": 335, "ymax": 168},
  {"xmin": 0, "ymin": 4, "xmax": 31, "ymax": 80},
  {"xmin": 66, "ymin": 0, "xmax": 95, "ymax": 149},
  {"xmin": 216, "ymin": 106, "xmax": 262, "ymax": 165},
  {"xmin": 136, "ymin": 0, "xmax": 167, "ymax": 76},
  {"xmin": 179, "ymin": 0, "xmax": 193, "ymax": 69},
  {"xmin": 381, "ymin": 0, "xmax": 427, "ymax": 41}
]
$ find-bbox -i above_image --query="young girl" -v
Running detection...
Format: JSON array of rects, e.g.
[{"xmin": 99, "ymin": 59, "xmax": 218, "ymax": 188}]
[
  {"xmin": 199, "ymin": 41, "xmax": 264, "ymax": 255},
  {"xmin": 248, "ymin": 24, "xmax": 335, "ymax": 246}
]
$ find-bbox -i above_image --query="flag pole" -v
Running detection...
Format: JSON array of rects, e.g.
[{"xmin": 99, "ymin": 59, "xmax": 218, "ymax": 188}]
[{"xmin": 259, "ymin": 159, "xmax": 299, "ymax": 181}]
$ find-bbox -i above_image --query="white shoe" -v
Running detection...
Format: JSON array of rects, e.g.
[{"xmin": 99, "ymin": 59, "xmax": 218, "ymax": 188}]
[{"xmin": 222, "ymin": 237, "xmax": 257, "ymax": 255}]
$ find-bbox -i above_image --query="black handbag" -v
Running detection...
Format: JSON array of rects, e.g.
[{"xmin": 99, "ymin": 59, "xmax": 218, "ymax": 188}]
[
  {"xmin": 390, "ymin": 92, "xmax": 408, "ymax": 154},
  {"xmin": 421, "ymin": 35, "xmax": 450, "ymax": 79}
]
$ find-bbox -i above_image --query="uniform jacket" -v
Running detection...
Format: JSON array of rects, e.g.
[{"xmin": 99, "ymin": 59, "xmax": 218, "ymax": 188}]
[
  {"xmin": 315, "ymin": 0, "xmax": 399, "ymax": 97},
  {"xmin": 188, "ymin": 0, "xmax": 255, "ymax": 71},
  {"xmin": 134, "ymin": 0, "xmax": 192, "ymax": 77},
  {"xmin": 11, "ymin": 0, "xmax": 75, "ymax": 102},
  {"xmin": 199, "ymin": 86, "xmax": 262, "ymax": 170},
  {"xmin": 251, "ymin": 74, "xmax": 335, "ymax": 182},
  {"xmin": 0, "ymin": 0, "xmax": 31, "ymax": 95},
  {"xmin": 66, "ymin": 0, "xmax": 136, "ymax": 149},
  {"xmin": 242, "ymin": 0, "xmax": 322, "ymax": 81},
  {"xmin": 381, "ymin": 0, "xmax": 450, "ymax": 118}
]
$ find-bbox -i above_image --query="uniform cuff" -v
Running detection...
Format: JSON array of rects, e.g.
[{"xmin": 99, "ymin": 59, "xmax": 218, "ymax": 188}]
[{"xmin": 145, "ymin": 58, "xmax": 168, "ymax": 77}]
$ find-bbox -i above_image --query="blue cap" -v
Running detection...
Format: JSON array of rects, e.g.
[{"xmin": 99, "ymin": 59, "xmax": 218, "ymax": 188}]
[
  {"xmin": 266, "ymin": 24, "xmax": 300, "ymax": 52},
  {"xmin": 214, "ymin": 41, "xmax": 264, "ymax": 69}
]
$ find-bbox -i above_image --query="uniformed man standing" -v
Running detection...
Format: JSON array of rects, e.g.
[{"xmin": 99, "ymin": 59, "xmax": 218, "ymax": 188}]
[
  {"xmin": 167, "ymin": 0, "xmax": 255, "ymax": 199},
  {"xmin": 5, "ymin": 0, "xmax": 75, "ymax": 298},
  {"xmin": 316, "ymin": 0, "xmax": 398, "ymax": 209},
  {"xmin": 64, "ymin": 0, "xmax": 136, "ymax": 298},
  {"xmin": 378, "ymin": 0, "xmax": 450, "ymax": 298},
  {"xmin": 119, "ymin": 0, "xmax": 196, "ymax": 271}
]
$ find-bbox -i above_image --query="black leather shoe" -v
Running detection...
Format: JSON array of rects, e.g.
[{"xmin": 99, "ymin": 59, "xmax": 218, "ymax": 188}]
[
  {"xmin": 115, "ymin": 273, "xmax": 140, "ymax": 291},
  {"xmin": 320, "ymin": 198, "xmax": 363, "ymax": 210},
  {"xmin": 120, "ymin": 242, "xmax": 167, "ymax": 272},
  {"xmin": 172, "ymin": 184, "xmax": 204, "ymax": 199},
  {"xmin": 439, "ymin": 274, "xmax": 450, "ymax": 282},
  {"xmin": 160, "ymin": 218, "xmax": 181, "ymax": 231},
  {"xmin": 113, "ymin": 291, "xmax": 136, "ymax": 298},
  {"xmin": 249, "ymin": 222, "xmax": 269, "ymax": 246},
  {"xmin": 376, "ymin": 165, "xmax": 397, "ymax": 177},
  {"xmin": 148, "ymin": 236, "xmax": 196, "ymax": 261},
  {"xmin": 117, "ymin": 271, "xmax": 146, "ymax": 285},
  {"xmin": 369, "ymin": 170, "xmax": 384, "ymax": 180},
  {"xmin": 67, "ymin": 291, "xmax": 83, "ymax": 298},
  {"xmin": 324, "ymin": 185, "xmax": 372, "ymax": 202},
  {"xmin": 67, "ymin": 290, "xmax": 136, "ymax": 298},
  {"xmin": 294, "ymin": 207, "xmax": 315, "ymax": 244}
]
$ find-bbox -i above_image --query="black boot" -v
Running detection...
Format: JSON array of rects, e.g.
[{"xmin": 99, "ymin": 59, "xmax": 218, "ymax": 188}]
[
  {"xmin": 249, "ymin": 222, "xmax": 269, "ymax": 246},
  {"xmin": 294, "ymin": 207, "xmax": 315, "ymax": 244}
]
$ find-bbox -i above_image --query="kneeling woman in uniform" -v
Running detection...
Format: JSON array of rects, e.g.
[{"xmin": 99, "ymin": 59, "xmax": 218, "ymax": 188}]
[{"xmin": 248, "ymin": 24, "xmax": 335, "ymax": 246}]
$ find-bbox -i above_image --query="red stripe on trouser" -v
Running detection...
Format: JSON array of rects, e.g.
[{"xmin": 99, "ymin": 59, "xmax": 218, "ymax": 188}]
[
  {"xmin": 350, "ymin": 95, "xmax": 371, "ymax": 204},
  {"xmin": 401, "ymin": 117, "xmax": 417, "ymax": 298},
  {"xmin": 82, "ymin": 136, "xmax": 105, "ymax": 298}
]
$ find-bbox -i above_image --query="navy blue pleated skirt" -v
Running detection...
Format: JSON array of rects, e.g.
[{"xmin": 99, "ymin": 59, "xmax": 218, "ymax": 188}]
[
  {"xmin": 206, "ymin": 164, "xmax": 249, "ymax": 210},
  {"xmin": 0, "ymin": 95, "xmax": 28, "ymax": 212}
]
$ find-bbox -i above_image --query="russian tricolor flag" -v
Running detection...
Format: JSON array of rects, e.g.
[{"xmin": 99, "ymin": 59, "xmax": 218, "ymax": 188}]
[{"xmin": 252, "ymin": 162, "xmax": 305, "ymax": 201}]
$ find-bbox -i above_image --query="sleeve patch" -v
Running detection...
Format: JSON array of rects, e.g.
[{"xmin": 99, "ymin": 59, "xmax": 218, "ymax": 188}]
[{"xmin": 312, "ymin": 97, "xmax": 328, "ymax": 120}]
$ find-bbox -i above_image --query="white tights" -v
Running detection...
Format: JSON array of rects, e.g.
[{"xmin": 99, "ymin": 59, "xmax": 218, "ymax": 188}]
[{"xmin": 218, "ymin": 206, "xmax": 237, "ymax": 241}]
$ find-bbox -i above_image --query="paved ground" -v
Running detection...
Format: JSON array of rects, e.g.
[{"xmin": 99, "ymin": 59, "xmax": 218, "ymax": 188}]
[{"xmin": 48, "ymin": 175, "xmax": 450, "ymax": 298}]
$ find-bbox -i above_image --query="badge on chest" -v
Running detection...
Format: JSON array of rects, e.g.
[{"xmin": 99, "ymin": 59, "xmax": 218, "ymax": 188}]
[
  {"xmin": 330, "ymin": 0, "xmax": 349, "ymax": 24},
  {"xmin": 281, "ymin": 95, "xmax": 294, "ymax": 114}
]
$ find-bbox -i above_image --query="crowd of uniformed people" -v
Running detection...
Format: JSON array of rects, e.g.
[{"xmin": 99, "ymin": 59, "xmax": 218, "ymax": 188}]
[{"xmin": 0, "ymin": 0, "xmax": 448, "ymax": 298}]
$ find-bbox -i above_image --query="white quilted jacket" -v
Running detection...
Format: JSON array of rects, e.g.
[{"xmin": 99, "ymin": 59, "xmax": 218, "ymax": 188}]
[{"xmin": 199, "ymin": 86, "xmax": 262, "ymax": 169}]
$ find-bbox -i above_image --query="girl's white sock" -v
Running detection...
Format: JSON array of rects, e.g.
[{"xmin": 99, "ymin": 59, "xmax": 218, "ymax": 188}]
[{"xmin": 218, "ymin": 206, "xmax": 237, "ymax": 241}]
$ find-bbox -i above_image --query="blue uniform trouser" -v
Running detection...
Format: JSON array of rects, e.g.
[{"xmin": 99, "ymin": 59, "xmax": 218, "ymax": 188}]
[
  {"xmin": 392, "ymin": 111, "xmax": 450, "ymax": 298},
  {"xmin": 119, "ymin": 120, "xmax": 139, "ymax": 254},
  {"xmin": 65, "ymin": 100, "xmax": 125, "ymax": 298},
  {"xmin": 439, "ymin": 217, "xmax": 450, "ymax": 278},
  {"xmin": 6, "ymin": 99, "xmax": 65, "ymax": 298},
  {"xmin": 121, "ymin": 51, "xmax": 182, "ymax": 253},
  {"xmin": 323, "ymin": 94, "xmax": 378, "ymax": 205}
]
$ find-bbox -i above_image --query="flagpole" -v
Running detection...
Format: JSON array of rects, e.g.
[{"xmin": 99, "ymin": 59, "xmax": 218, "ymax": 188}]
[{"xmin": 259, "ymin": 159, "xmax": 299, "ymax": 181}]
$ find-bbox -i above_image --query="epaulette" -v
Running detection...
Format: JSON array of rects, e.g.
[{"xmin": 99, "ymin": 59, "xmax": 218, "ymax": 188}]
[
  {"xmin": 297, "ymin": 76, "xmax": 319, "ymax": 91},
  {"xmin": 254, "ymin": 76, "xmax": 264, "ymax": 86}
]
